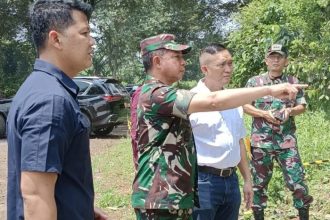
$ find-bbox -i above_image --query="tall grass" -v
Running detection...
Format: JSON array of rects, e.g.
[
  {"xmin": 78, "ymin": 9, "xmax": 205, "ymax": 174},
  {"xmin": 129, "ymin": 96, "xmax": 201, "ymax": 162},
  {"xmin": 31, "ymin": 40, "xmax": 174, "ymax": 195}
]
[
  {"xmin": 92, "ymin": 110, "xmax": 330, "ymax": 220},
  {"xmin": 243, "ymin": 110, "xmax": 330, "ymax": 219},
  {"xmin": 92, "ymin": 138, "xmax": 135, "ymax": 219}
]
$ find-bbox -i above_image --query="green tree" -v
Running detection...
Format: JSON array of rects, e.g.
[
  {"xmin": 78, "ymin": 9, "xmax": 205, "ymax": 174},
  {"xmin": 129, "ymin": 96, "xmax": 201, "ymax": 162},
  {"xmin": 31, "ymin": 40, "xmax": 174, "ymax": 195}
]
[
  {"xmin": 228, "ymin": 0, "xmax": 330, "ymax": 109},
  {"xmin": 88, "ymin": 0, "xmax": 220, "ymax": 84},
  {"xmin": 0, "ymin": 0, "xmax": 34, "ymax": 98},
  {"xmin": 0, "ymin": 0, "xmax": 248, "ymax": 97}
]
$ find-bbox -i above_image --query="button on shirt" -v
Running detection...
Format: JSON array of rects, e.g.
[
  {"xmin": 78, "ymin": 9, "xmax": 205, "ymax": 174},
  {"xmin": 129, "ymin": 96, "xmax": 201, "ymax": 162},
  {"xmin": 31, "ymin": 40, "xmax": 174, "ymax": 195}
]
[
  {"xmin": 189, "ymin": 80, "xmax": 246, "ymax": 169},
  {"xmin": 7, "ymin": 59, "xmax": 94, "ymax": 220}
]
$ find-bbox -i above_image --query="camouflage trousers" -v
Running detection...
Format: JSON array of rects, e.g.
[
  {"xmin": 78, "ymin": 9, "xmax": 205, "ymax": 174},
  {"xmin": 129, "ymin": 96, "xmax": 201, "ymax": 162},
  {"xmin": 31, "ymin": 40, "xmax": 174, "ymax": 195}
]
[
  {"xmin": 250, "ymin": 147, "xmax": 313, "ymax": 211},
  {"xmin": 135, "ymin": 208, "xmax": 193, "ymax": 220}
]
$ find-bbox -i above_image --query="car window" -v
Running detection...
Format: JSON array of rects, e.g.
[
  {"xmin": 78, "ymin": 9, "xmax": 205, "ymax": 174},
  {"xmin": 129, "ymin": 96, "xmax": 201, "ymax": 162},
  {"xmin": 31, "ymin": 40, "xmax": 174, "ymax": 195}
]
[
  {"xmin": 74, "ymin": 81, "xmax": 90, "ymax": 94},
  {"xmin": 116, "ymin": 84, "xmax": 129, "ymax": 94},
  {"xmin": 87, "ymin": 85, "xmax": 105, "ymax": 95},
  {"xmin": 105, "ymin": 83, "xmax": 121, "ymax": 95},
  {"xmin": 110, "ymin": 83, "xmax": 129, "ymax": 96}
]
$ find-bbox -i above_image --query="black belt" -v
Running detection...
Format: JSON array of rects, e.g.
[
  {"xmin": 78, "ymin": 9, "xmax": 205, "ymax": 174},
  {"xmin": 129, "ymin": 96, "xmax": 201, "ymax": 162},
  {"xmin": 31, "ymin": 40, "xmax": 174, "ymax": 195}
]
[{"xmin": 198, "ymin": 166, "xmax": 236, "ymax": 177}]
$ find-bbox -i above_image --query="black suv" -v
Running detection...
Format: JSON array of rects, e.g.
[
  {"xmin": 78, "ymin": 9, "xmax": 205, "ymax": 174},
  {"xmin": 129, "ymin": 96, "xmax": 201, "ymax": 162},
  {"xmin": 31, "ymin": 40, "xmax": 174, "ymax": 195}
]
[
  {"xmin": 73, "ymin": 77, "xmax": 129, "ymax": 136},
  {"xmin": 125, "ymin": 85, "xmax": 139, "ymax": 96},
  {"xmin": 0, "ymin": 99, "xmax": 11, "ymax": 138}
]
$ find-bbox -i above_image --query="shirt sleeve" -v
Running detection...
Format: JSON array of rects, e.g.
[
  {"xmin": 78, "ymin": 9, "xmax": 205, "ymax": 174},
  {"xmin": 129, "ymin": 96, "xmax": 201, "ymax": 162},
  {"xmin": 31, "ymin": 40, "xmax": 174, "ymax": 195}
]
[
  {"xmin": 147, "ymin": 86, "xmax": 195, "ymax": 120},
  {"xmin": 173, "ymin": 89, "xmax": 195, "ymax": 119},
  {"xmin": 245, "ymin": 77, "xmax": 255, "ymax": 88},
  {"xmin": 20, "ymin": 95, "xmax": 75, "ymax": 174},
  {"xmin": 238, "ymin": 107, "xmax": 247, "ymax": 139},
  {"xmin": 293, "ymin": 78, "xmax": 307, "ymax": 106}
]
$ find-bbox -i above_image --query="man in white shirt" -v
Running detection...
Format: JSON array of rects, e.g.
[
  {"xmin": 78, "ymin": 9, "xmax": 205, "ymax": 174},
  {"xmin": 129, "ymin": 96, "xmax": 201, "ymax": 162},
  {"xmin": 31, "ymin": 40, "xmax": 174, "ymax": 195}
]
[{"xmin": 190, "ymin": 43, "xmax": 253, "ymax": 220}]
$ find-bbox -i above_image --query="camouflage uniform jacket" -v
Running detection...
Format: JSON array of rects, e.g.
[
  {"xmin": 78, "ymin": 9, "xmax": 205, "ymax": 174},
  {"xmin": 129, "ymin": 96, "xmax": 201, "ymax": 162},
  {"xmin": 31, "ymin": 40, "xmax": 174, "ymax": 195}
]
[
  {"xmin": 245, "ymin": 73, "xmax": 307, "ymax": 149},
  {"xmin": 131, "ymin": 77, "xmax": 197, "ymax": 210}
]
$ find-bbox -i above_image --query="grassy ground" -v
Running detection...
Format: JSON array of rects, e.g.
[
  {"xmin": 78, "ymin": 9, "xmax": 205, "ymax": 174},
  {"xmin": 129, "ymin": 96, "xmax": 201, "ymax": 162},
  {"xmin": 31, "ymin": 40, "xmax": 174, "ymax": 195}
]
[{"xmin": 92, "ymin": 110, "xmax": 330, "ymax": 220}]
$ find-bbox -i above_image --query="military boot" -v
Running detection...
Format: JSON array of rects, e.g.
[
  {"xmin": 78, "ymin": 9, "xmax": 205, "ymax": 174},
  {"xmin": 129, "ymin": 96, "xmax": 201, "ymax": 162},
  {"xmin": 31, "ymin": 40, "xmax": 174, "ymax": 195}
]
[
  {"xmin": 298, "ymin": 207, "xmax": 309, "ymax": 220},
  {"xmin": 253, "ymin": 209, "xmax": 264, "ymax": 220}
]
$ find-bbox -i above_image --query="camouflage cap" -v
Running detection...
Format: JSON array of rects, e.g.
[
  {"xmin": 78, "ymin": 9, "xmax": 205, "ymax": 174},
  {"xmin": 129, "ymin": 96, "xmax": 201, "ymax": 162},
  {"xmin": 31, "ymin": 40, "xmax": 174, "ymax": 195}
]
[
  {"xmin": 140, "ymin": 34, "xmax": 191, "ymax": 56},
  {"xmin": 266, "ymin": 44, "xmax": 288, "ymax": 57}
]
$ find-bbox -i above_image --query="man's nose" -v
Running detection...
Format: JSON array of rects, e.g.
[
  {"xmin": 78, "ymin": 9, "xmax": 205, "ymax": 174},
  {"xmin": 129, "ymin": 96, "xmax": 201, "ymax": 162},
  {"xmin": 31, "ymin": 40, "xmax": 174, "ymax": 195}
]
[
  {"xmin": 181, "ymin": 59, "xmax": 187, "ymax": 66},
  {"xmin": 90, "ymin": 36, "xmax": 96, "ymax": 46},
  {"xmin": 224, "ymin": 64, "xmax": 233, "ymax": 72}
]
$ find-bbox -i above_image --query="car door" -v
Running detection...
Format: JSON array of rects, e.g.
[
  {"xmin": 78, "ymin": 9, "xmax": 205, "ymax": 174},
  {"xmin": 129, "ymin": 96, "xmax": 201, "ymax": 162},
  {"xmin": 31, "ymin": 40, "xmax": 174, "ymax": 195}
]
[{"xmin": 84, "ymin": 83, "xmax": 109, "ymax": 121}]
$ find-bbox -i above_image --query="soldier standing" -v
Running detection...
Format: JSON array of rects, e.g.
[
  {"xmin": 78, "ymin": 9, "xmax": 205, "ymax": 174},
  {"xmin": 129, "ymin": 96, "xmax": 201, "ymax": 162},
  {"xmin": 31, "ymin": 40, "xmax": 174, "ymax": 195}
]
[
  {"xmin": 131, "ymin": 34, "xmax": 307, "ymax": 220},
  {"xmin": 244, "ymin": 44, "xmax": 313, "ymax": 220}
]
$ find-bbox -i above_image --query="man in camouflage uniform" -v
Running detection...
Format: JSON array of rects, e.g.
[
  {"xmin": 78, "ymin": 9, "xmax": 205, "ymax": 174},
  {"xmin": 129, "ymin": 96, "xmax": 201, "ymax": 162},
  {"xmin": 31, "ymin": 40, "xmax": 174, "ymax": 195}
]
[
  {"xmin": 244, "ymin": 44, "xmax": 313, "ymax": 220},
  {"xmin": 131, "ymin": 34, "xmax": 307, "ymax": 220}
]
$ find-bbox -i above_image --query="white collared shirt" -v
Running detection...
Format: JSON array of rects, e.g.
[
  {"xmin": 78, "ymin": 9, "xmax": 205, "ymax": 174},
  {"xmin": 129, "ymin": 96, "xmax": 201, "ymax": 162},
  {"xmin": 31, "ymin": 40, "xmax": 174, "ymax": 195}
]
[{"xmin": 189, "ymin": 80, "xmax": 246, "ymax": 169}]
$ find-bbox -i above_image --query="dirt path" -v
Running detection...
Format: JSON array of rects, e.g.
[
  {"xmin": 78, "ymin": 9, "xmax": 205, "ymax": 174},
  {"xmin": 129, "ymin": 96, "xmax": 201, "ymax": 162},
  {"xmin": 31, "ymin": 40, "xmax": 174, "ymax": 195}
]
[
  {"xmin": 0, "ymin": 124, "xmax": 128, "ymax": 219},
  {"xmin": 0, "ymin": 139, "xmax": 7, "ymax": 220}
]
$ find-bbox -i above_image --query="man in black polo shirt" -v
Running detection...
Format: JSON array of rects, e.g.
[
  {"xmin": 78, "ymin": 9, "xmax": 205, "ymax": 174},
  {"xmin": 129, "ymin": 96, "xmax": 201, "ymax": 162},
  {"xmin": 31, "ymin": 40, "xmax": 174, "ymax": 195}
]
[{"xmin": 6, "ymin": 1, "xmax": 108, "ymax": 219}]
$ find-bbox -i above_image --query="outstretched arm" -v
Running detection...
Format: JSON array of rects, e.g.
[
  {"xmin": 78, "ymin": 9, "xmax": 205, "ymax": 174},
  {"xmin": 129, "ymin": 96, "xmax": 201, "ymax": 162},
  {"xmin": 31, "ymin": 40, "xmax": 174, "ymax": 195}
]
[{"xmin": 188, "ymin": 83, "xmax": 307, "ymax": 114}]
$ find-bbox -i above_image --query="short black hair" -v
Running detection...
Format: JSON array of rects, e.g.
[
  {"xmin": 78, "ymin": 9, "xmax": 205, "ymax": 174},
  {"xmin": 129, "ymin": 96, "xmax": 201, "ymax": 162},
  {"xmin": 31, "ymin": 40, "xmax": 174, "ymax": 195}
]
[
  {"xmin": 141, "ymin": 49, "xmax": 166, "ymax": 72},
  {"xmin": 29, "ymin": 0, "xmax": 93, "ymax": 52},
  {"xmin": 200, "ymin": 43, "xmax": 229, "ymax": 55}
]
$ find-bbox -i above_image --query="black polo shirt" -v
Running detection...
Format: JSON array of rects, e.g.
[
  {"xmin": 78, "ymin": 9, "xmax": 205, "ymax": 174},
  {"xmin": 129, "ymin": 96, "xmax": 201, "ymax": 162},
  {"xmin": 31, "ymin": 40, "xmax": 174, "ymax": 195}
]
[{"xmin": 7, "ymin": 59, "xmax": 94, "ymax": 219}]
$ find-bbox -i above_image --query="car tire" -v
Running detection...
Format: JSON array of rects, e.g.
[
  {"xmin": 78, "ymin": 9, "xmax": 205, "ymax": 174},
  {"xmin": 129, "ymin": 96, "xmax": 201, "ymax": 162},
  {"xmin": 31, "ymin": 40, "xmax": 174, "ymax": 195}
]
[
  {"xmin": 94, "ymin": 125, "xmax": 114, "ymax": 136},
  {"xmin": 82, "ymin": 112, "xmax": 92, "ymax": 135},
  {"xmin": 0, "ymin": 114, "xmax": 6, "ymax": 138}
]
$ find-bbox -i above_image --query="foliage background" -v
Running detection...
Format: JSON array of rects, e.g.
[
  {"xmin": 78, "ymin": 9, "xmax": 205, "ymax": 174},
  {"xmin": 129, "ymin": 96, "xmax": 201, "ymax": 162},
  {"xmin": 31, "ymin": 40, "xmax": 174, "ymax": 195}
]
[
  {"xmin": 1, "ymin": 1, "xmax": 329, "ymax": 219},
  {"xmin": 0, "ymin": 0, "xmax": 329, "ymax": 109},
  {"xmin": 228, "ymin": 0, "xmax": 330, "ymax": 110},
  {"xmin": 92, "ymin": 110, "xmax": 330, "ymax": 220}
]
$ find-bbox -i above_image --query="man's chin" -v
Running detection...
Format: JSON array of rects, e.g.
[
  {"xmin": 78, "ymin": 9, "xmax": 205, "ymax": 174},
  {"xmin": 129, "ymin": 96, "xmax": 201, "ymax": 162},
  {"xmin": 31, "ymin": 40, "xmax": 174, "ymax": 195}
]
[
  {"xmin": 85, "ymin": 60, "xmax": 93, "ymax": 68},
  {"xmin": 223, "ymin": 78, "xmax": 230, "ymax": 85}
]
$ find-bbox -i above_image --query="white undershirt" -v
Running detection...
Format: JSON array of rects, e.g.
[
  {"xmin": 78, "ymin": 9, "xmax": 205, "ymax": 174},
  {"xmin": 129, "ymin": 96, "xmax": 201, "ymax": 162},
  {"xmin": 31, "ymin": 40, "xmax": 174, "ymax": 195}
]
[{"xmin": 189, "ymin": 80, "xmax": 246, "ymax": 169}]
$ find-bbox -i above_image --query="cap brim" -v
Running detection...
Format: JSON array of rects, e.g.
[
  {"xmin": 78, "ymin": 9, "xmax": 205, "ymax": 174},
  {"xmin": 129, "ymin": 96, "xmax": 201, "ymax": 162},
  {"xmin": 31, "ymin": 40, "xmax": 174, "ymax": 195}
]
[
  {"xmin": 181, "ymin": 46, "xmax": 192, "ymax": 54},
  {"xmin": 164, "ymin": 43, "xmax": 191, "ymax": 54},
  {"xmin": 267, "ymin": 51, "xmax": 286, "ymax": 57}
]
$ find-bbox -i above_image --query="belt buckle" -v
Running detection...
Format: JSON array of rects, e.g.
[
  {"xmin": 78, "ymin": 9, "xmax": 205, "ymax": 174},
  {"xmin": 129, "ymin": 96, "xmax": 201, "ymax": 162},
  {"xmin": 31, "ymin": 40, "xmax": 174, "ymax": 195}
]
[{"xmin": 220, "ymin": 168, "xmax": 232, "ymax": 177}]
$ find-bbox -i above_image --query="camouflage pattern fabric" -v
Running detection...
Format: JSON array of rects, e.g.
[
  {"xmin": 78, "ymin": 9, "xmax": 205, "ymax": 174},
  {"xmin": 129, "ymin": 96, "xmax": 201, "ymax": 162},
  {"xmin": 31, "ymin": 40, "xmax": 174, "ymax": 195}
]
[
  {"xmin": 250, "ymin": 147, "xmax": 313, "ymax": 210},
  {"xmin": 140, "ymin": 34, "xmax": 191, "ymax": 56},
  {"xmin": 246, "ymin": 73, "xmax": 312, "ymax": 211},
  {"xmin": 134, "ymin": 208, "xmax": 193, "ymax": 220},
  {"xmin": 130, "ymin": 86, "xmax": 142, "ymax": 171},
  {"xmin": 245, "ymin": 73, "xmax": 307, "ymax": 149},
  {"xmin": 132, "ymin": 77, "xmax": 197, "ymax": 210}
]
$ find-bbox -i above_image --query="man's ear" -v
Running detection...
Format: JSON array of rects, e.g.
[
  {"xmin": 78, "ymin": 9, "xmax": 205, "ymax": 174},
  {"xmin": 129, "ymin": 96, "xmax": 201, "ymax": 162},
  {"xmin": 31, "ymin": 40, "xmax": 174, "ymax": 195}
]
[
  {"xmin": 48, "ymin": 30, "xmax": 62, "ymax": 49},
  {"xmin": 200, "ymin": 64, "xmax": 208, "ymax": 75},
  {"xmin": 152, "ymin": 55, "xmax": 162, "ymax": 68}
]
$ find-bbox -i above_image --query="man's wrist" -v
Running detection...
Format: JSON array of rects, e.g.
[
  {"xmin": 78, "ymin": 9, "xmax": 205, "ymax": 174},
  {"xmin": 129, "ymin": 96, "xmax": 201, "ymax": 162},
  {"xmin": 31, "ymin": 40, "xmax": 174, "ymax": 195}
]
[{"xmin": 244, "ymin": 178, "xmax": 252, "ymax": 184}]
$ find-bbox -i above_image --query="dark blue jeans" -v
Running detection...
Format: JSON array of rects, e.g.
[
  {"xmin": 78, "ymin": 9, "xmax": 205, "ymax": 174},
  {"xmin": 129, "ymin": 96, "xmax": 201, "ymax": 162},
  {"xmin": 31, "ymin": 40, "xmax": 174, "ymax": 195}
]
[{"xmin": 193, "ymin": 171, "xmax": 241, "ymax": 220}]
